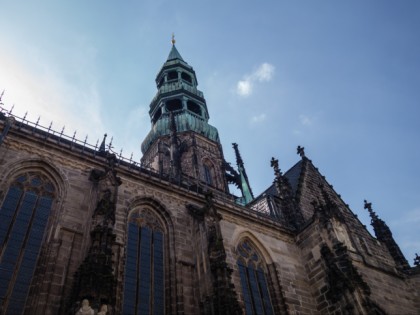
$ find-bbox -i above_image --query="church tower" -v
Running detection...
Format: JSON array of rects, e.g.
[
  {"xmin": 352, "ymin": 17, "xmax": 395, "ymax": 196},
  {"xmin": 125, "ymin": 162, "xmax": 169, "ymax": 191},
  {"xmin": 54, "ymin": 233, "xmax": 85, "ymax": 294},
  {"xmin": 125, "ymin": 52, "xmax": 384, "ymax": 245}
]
[{"xmin": 141, "ymin": 37, "xmax": 227, "ymax": 192}]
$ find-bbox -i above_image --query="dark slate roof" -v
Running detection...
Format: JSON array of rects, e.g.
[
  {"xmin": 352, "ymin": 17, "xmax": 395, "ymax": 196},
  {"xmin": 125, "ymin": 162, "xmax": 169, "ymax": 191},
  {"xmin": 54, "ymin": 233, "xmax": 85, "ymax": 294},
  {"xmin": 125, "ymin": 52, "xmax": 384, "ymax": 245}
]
[
  {"xmin": 167, "ymin": 45, "xmax": 184, "ymax": 61},
  {"xmin": 284, "ymin": 160, "xmax": 303, "ymax": 193},
  {"xmin": 253, "ymin": 160, "xmax": 303, "ymax": 201},
  {"xmin": 264, "ymin": 183, "xmax": 277, "ymax": 196}
]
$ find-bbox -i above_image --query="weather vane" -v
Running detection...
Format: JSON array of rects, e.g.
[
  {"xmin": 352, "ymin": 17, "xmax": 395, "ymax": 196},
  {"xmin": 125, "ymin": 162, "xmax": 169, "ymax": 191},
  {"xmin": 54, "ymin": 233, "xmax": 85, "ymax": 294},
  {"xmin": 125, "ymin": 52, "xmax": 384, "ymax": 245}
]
[{"xmin": 171, "ymin": 33, "xmax": 176, "ymax": 45}]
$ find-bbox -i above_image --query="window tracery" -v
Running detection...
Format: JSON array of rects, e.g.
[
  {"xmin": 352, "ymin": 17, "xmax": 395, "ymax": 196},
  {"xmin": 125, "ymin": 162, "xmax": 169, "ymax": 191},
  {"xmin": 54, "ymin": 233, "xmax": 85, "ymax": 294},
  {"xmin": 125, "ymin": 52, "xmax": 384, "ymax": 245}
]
[
  {"xmin": 237, "ymin": 239, "xmax": 274, "ymax": 315},
  {"xmin": 123, "ymin": 208, "xmax": 165, "ymax": 315},
  {"xmin": 0, "ymin": 172, "xmax": 55, "ymax": 314}
]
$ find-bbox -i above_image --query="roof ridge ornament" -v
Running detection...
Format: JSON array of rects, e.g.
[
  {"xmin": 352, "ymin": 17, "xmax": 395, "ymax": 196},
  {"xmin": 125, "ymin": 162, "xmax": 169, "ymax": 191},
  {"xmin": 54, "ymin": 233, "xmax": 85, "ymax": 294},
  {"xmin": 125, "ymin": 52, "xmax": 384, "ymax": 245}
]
[
  {"xmin": 363, "ymin": 199, "xmax": 410, "ymax": 270},
  {"xmin": 297, "ymin": 145, "xmax": 305, "ymax": 158},
  {"xmin": 364, "ymin": 199, "xmax": 379, "ymax": 222},
  {"xmin": 414, "ymin": 253, "xmax": 420, "ymax": 266},
  {"xmin": 99, "ymin": 133, "xmax": 107, "ymax": 153},
  {"xmin": 270, "ymin": 157, "xmax": 282, "ymax": 179},
  {"xmin": 232, "ymin": 143, "xmax": 254, "ymax": 202},
  {"xmin": 171, "ymin": 33, "xmax": 176, "ymax": 45}
]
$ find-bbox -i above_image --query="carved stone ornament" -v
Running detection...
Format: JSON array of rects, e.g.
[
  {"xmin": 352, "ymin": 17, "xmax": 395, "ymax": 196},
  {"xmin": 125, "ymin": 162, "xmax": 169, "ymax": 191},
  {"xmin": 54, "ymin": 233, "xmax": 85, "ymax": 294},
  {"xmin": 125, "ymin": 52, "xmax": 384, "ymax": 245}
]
[
  {"xmin": 321, "ymin": 243, "xmax": 370, "ymax": 308},
  {"xmin": 129, "ymin": 208, "xmax": 163, "ymax": 231},
  {"xmin": 75, "ymin": 299, "xmax": 94, "ymax": 315},
  {"xmin": 97, "ymin": 304, "xmax": 108, "ymax": 315}
]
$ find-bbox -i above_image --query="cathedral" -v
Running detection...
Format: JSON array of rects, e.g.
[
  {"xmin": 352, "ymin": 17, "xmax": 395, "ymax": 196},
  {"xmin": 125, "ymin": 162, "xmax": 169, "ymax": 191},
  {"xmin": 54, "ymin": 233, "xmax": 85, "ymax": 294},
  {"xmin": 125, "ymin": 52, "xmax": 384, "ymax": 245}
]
[{"xmin": 0, "ymin": 40, "xmax": 419, "ymax": 315}]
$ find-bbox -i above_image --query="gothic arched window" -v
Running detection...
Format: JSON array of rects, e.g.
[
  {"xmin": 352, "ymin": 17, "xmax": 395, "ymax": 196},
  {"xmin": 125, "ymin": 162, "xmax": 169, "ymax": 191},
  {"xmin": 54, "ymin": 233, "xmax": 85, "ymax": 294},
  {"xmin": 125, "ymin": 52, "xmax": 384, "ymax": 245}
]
[
  {"xmin": 123, "ymin": 209, "xmax": 165, "ymax": 315},
  {"xmin": 237, "ymin": 240, "xmax": 274, "ymax": 315},
  {"xmin": 0, "ymin": 172, "xmax": 55, "ymax": 314},
  {"xmin": 203, "ymin": 164, "xmax": 213, "ymax": 186}
]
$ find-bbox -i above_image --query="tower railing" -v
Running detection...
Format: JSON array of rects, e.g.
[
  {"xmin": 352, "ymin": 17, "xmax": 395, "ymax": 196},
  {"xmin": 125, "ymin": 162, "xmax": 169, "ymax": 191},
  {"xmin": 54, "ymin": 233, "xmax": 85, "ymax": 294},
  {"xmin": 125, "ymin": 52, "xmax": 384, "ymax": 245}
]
[{"xmin": 150, "ymin": 81, "xmax": 204, "ymax": 106}]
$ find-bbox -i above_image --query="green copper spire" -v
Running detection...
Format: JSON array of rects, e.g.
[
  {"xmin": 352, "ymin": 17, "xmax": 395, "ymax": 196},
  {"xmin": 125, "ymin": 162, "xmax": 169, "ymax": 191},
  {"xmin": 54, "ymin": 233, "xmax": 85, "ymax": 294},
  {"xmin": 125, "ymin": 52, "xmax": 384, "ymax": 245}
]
[
  {"xmin": 233, "ymin": 143, "xmax": 254, "ymax": 204},
  {"xmin": 167, "ymin": 33, "xmax": 184, "ymax": 61},
  {"xmin": 141, "ymin": 40, "xmax": 220, "ymax": 154},
  {"xmin": 167, "ymin": 45, "xmax": 184, "ymax": 61}
]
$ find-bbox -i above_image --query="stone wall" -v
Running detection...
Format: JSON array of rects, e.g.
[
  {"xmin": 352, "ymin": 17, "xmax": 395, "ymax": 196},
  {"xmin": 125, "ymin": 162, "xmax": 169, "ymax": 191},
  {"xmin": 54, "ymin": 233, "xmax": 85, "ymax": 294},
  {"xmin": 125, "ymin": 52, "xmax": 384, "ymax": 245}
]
[{"xmin": 0, "ymin": 118, "xmax": 419, "ymax": 314}]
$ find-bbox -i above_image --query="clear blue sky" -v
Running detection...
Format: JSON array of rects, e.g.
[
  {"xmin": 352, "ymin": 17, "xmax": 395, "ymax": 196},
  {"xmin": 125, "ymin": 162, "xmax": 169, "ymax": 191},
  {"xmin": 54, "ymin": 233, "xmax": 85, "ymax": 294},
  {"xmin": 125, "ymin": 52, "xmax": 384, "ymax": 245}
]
[{"xmin": 1, "ymin": 1, "xmax": 419, "ymax": 264}]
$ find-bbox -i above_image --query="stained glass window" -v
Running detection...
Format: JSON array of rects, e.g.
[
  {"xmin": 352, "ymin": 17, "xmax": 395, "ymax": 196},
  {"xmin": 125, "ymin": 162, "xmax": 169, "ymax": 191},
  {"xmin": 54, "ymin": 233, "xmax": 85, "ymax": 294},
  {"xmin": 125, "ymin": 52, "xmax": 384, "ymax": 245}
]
[
  {"xmin": 123, "ymin": 209, "xmax": 165, "ymax": 315},
  {"xmin": 0, "ymin": 172, "xmax": 55, "ymax": 314},
  {"xmin": 237, "ymin": 240, "xmax": 274, "ymax": 315}
]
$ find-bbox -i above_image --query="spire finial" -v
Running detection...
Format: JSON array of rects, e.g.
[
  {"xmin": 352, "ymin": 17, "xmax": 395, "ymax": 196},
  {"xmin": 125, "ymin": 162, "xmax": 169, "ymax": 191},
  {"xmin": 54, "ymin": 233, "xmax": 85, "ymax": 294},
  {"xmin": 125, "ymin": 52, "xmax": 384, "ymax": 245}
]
[
  {"xmin": 364, "ymin": 199, "xmax": 410, "ymax": 270},
  {"xmin": 171, "ymin": 33, "xmax": 176, "ymax": 45},
  {"xmin": 414, "ymin": 253, "xmax": 420, "ymax": 266},
  {"xmin": 232, "ymin": 143, "xmax": 243, "ymax": 166},
  {"xmin": 364, "ymin": 199, "xmax": 379, "ymax": 222},
  {"xmin": 297, "ymin": 145, "xmax": 305, "ymax": 158},
  {"xmin": 99, "ymin": 133, "xmax": 107, "ymax": 152},
  {"xmin": 363, "ymin": 199, "xmax": 372, "ymax": 211},
  {"xmin": 232, "ymin": 143, "xmax": 254, "ymax": 201},
  {"xmin": 270, "ymin": 157, "xmax": 281, "ymax": 178}
]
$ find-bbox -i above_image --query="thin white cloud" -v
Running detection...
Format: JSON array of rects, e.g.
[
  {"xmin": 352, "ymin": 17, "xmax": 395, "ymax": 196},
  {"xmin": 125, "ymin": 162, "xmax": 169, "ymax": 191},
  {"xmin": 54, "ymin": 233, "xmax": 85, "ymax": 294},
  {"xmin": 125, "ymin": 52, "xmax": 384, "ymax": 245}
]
[
  {"xmin": 250, "ymin": 113, "xmax": 266, "ymax": 124},
  {"xmin": 254, "ymin": 63, "xmax": 275, "ymax": 82},
  {"xmin": 293, "ymin": 114, "xmax": 315, "ymax": 136},
  {"xmin": 236, "ymin": 63, "xmax": 275, "ymax": 97},
  {"xmin": 299, "ymin": 114, "xmax": 312, "ymax": 126},
  {"xmin": 237, "ymin": 80, "xmax": 252, "ymax": 96}
]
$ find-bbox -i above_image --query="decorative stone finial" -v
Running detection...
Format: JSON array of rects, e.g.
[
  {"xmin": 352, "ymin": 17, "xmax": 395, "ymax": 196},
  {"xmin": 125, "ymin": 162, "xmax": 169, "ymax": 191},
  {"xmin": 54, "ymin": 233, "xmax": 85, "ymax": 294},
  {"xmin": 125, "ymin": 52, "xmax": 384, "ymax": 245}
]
[
  {"xmin": 364, "ymin": 199, "xmax": 410, "ymax": 270},
  {"xmin": 75, "ymin": 299, "xmax": 94, "ymax": 315},
  {"xmin": 171, "ymin": 33, "xmax": 176, "ymax": 45},
  {"xmin": 414, "ymin": 253, "xmax": 420, "ymax": 267},
  {"xmin": 363, "ymin": 199, "xmax": 372, "ymax": 211},
  {"xmin": 270, "ymin": 157, "xmax": 281, "ymax": 178},
  {"xmin": 99, "ymin": 133, "xmax": 107, "ymax": 152},
  {"xmin": 98, "ymin": 304, "xmax": 108, "ymax": 315},
  {"xmin": 297, "ymin": 145, "xmax": 305, "ymax": 158},
  {"xmin": 231, "ymin": 142, "xmax": 254, "ymax": 202},
  {"xmin": 232, "ymin": 143, "xmax": 243, "ymax": 166},
  {"xmin": 364, "ymin": 199, "xmax": 378, "ymax": 221}
]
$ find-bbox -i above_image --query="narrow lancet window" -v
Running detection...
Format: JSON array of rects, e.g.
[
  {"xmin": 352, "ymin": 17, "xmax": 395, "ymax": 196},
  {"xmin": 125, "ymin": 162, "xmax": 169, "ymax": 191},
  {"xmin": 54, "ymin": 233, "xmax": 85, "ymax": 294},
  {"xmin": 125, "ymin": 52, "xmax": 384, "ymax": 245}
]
[
  {"xmin": 0, "ymin": 172, "xmax": 55, "ymax": 315},
  {"xmin": 203, "ymin": 164, "xmax": 213, "ymax": 186},
  {"xmin": 237, "ymin": 240, "xmax": 274, "ymax": 315},
  {"xmin": 123, "ymin": 209, "xmax": 165, "ymax": 315}
]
